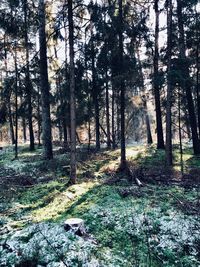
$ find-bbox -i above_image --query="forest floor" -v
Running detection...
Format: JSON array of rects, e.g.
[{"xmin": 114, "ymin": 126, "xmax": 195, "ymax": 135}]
[{"xmin": 0, "ymin": 144, "xmax": 200, "ymax": 267}]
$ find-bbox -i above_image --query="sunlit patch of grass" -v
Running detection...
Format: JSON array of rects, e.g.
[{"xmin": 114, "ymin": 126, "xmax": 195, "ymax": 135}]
[{"xmin": 30, "ymin": 181, "xmax": 99, "ymax": 222}]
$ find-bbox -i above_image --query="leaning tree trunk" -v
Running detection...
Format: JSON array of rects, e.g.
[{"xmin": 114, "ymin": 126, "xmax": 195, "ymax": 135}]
[
  {"xmin": 39, "ymin": 0, "xmax": 53, "ymax": 159},
  {"xmin": 177, "ymin": 0, "xmax": 200, "ymax": 155},
  {"xmin": 24, "ymin": 0, "xmax": 35, "ymax": 151},
  {"xmin": 68, "ymin": 0, "xmax": 76, "ymax": 184},
  {"xmin": 165, "ymin": 0, "xmax": 173, "ymax": 166},
  {"xmin": 154, "ymin": 0, "xmax": 165, "ymax": 149}
]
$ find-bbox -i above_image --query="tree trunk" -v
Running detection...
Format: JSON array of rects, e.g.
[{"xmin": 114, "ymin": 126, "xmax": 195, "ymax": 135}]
[
  {"xmin": 135, "ymin": 40, "xmax": 153, "ymax": 144},
  {"xmin": 111, "ymin": 79, "xmax": 116, "ymax": 149},
  {"xmin": 63, "ymin": 23, "xmax": 69, "ymax": 149},
  {"xmin": 14, "ymin": 41, "xmax": 18, "ymax": 159},
  {"xmin": 8, "ymin": 99, "xmax": 15, "ymax": 145},
  {"xmin": 4, "ymin": 35, "xmax": 15, "ymax": 145},
  {"xmin": 195, "ymin": 8, "xmax": 200, "ymax": 138},
  {"xmin": 91, "ymin": 39, "xmax": 100, "ymax": 151},
  {"xmin": 37, "ymin": 84, "xmax": 41, "ymax": 146},
  {"xmin": 154, "ymin": 0, "xmax": 165, "ymax": 149},
  {"xmin": 178, "ymin": 87, "xmax": 183, "ymax": 174},
  {"xmin": 57, "ymin": 71, "xmax": 68, "ymax": 148},
  {"xmin": 22, "ymin": 116, "xmax": 27, "ymax": 143},
  {"xmin": 68, "ymin": 0, "xmax": 77, "ymax": 183},
  {"xmin": 24, "ymin": 0, "xmax": 35, "ymax": 151},
  {"xmin": 105, "ymin": 68, "xmax": 111, "ymax": 149},
  {"xmin": 20, "ymin": 94, "xmax": 27, "ymax": 143},
  {"xmin": 118, "ymin": 0, "xmax": 126, "ymax": 169},
  {"xmin": 39, "ymin": 0, "xmax": 53, "ymax": 159},
  {"xmin": 177, "ymin": 0, "xmax": 200, "ymax": 154},
  {"xmin": 165, "ymin": 0, "xmax": 173, "ymax": 166}
]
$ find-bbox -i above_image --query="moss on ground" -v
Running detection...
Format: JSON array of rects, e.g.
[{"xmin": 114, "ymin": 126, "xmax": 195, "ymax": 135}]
[{"xmin": 0, "ymin": 144, "xmax": 200, "ymax": 266}]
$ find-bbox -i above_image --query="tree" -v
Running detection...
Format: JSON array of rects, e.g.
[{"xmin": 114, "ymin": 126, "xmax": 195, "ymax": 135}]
[
  {"xmin": 118, "ymin": 0, "xmax": 126, "ymax": 169},
  {"xmin": 177, "ymin": 0, "xmax": 200, "ymax": 155},
  {"xmin": 153, "ymin": 0, "xmax": 165, "ymax": 149},
  {"xmin": 165, "ymin": 0, "xmax": 173, "ymax": 166},
  {"xmin": 68, "ymin": 0, "xmax": 77, "ymax": 183},
  {"xmin": 23, "ymin": 0, "xmax": 35, "ymax": 151},
  {"xmin": 39, "ymin": 0, "xmax": 53, "ymax": 159}
]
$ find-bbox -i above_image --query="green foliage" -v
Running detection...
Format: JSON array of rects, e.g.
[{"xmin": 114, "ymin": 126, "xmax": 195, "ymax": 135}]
[{"xmin": 0, "ymin": 145, "xmax": 200, "ymax": 266}]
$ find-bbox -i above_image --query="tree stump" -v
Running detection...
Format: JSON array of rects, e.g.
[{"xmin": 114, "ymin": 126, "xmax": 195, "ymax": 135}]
[{"xmin": 64, "ymin": 218, "xmax": 85, "ymax": 236}]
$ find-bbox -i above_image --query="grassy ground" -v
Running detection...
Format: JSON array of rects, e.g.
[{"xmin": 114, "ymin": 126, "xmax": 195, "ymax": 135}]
[{"xmin": 0, "ymin": 144, "xmax": 200, "ymax": 266}]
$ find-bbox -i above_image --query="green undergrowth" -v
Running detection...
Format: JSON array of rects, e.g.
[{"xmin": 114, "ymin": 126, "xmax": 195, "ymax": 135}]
[{"xmin": 0, "ymin": 144, "xmax": 200, "ymax": 266}]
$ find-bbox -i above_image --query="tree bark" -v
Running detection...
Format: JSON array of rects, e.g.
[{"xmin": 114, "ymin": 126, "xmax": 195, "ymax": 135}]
[
  {"xmin": 37, "ymin": 84, "xmax": 41, "ymax": 146},
  {"xmin": 22, "ymin": 115, "xmax": 27, "ymax": 143},
  {"xmin": 178, "ymin": 87, "xmax": 183, "ymax": 174},
  {"xmin": 14, "ymin": 41, "xmax": 18, "ymax": 159},
  {"xmin": 153, "ymin": 0, "xmax": 165, "ymax": 149},
  {"xmin": 118, "ymin": 0, "xmax": 126, "ymax": 169},
  {"xmin": 177, "ymin": 0, "xmax": 200, "ymax": 154},
  {"xmin": 4, "ymin": 35, "xmax": 15, "ymax": 145},
  {"xmin": 195, "ymin": 8, "xmax": 200, "ymax": 138},
  {"xmin": 111, "ymin": 78, "xmax": 116, "ymax": 149},
  {"xmin": 165, "ymin": 0, "xmax": 173, "ymax": 166},
  {"xmin": 68, "ymin": 0, "xmax": 77, "ymax": 183},
  {"xmin": 24, "ymin": 0, "xmax": 35, "ymax": 151},
  {"xmin": 39, "ymin": 0, "xmax": 53, "ymax": 159},
  {"xmin": 105, "ymin": 67, "xmax": 111, "ymax": 149},
  {"xmin": 91, "ymin": 39, "xmax": 100, "ymax": 151}
]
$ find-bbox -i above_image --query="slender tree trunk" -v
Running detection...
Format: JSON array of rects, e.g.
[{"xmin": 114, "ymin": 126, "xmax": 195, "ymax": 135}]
[
  {"xmin": 63, "ymin": 23, "xmax": 68, "ymax": 148},
  {"xmin": 57, "ymin": 71, "xmax": 68, "ymax": 148},
  {"xmin": 14, "ymin": 41, "xmax": 18, "ymax": 159},
  {"xmin": 105, "ymin": 69, "xmax": 111, "ymax": 149},
  {"xmin": 68, "ymin": 0, "xmax": 76, "ymax": 183},
  {"xmin": 8, "ymin": 98, "xmax": 15, "ymax": 145},
  {"xmin": 195, "ymin": 8, "xmax": 200, "ymax": 137},
  {"xmin": 24, "ymin": 0, "xmax": 34, "ymax": 151},
  {"xmin": 178, "ymin": 87, "xmax": 183, "ymax": 174},
  {"xmin": 39, "ymin": 0, "xmax": 53, "ymax": 159},
  {"xmin": 4, "ymin": 35, "xmax": 15, "ymax": 145},
  {"xmin": 20, "ymin": 94, "xmax": 27, "ymax": 143},
  {"xmin": 154, "ymin": 0, "xmax": 165, "ymax": 149},
  {"xmin": 22, "ymin": 116, "xmax": 27, "ymax": 143},
  {"xmin": 91, "ymin": 39, "xmax": 100, "ymax": 151},
  {"xmin": 88, "ymin": 114, "xmax": 91, "ymax": 152},
  {"xmin": 117, "ymin": 91, "xmax": 120, "ymax": 143},
  {"xmin": 63, "ymin": 118, "xmax": 68, "ymax": 147},
  {"xmin": 144, "ymin": 99, "xmax": 153, "ymax": 144},
  {"xmin": 111, "ymin": 79, "xmax": 116, "ymax": 149},
  {"xmin": 84, "ymin": 32, "xmax": 91, "ymax": 152},
  {"xmin": 37, "ymin": 84, "xmax": 41, "ymax": 146},
  {"xmin": 118, "ymin": 0, "xmax": 126, "ymax": 169},
  {"xmin": 165, "ymin": 0, "xmax": 173, "ymax": 166},
  {"xmin": 135, "ymin": 41, "xmax": 153, "ymax": 144},
  {"xmin": 177, "ymin": 0, "xmax": 200, "ymax": 154}
]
